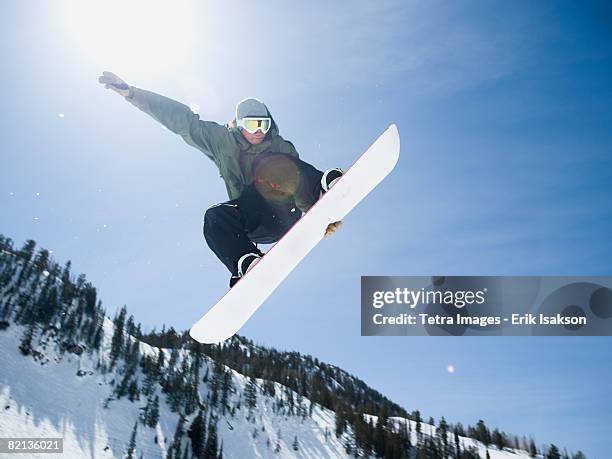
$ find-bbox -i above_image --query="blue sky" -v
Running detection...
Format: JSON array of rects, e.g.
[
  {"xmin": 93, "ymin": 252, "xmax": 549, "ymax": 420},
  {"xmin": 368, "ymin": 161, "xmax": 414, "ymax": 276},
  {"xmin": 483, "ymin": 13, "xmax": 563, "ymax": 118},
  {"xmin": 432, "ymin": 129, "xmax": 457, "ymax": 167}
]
[{"xmin": 1, "ymin": 1, "xmax": 611, "ymax": 457}]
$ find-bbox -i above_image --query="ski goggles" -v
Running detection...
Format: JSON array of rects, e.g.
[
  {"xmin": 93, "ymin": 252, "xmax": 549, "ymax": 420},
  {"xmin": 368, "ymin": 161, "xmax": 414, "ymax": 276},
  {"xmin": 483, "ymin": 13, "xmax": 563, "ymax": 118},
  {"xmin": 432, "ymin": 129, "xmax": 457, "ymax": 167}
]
[{"xmin": 237, "ymin": 117, "xmax": 272, "ymax": 134}]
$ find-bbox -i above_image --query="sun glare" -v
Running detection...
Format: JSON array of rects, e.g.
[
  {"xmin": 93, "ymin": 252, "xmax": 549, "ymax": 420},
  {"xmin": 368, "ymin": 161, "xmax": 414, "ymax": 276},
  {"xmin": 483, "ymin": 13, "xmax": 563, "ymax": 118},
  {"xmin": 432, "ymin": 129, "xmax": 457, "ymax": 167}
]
[{"xmin": 60, "ymin": 0, "xmax": 197, "ymax": 78}]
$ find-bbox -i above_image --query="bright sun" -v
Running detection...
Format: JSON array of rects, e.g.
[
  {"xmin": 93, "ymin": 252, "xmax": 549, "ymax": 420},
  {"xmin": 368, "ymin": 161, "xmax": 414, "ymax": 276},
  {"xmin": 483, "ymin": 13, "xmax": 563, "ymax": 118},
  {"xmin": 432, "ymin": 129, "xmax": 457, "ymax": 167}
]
[{"xmin": 59, "ymin": 0, "xmax": 197, "ymax": 79}]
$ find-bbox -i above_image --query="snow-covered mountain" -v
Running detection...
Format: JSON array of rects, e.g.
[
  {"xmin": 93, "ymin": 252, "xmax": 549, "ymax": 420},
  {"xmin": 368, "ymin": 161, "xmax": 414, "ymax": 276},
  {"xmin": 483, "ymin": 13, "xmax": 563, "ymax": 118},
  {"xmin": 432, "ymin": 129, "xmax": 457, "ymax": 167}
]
[
  {"xmin": 0, "ymin": 236, "xmax": 581, "ymax": 459},
  {"xmin": 1, "ymin": 317, "xmax": 350, "ymax": 458}
]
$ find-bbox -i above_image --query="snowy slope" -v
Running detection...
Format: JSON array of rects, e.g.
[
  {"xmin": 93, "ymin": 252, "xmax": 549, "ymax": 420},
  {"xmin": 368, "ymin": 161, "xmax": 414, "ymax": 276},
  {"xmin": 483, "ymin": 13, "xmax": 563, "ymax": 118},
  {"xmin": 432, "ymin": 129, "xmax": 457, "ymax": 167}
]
[
  {"xmin": 0, "ymin": 241, "xmax": 559, "ymax": 458},
  {"xmin": 0, "ymin": 319, "xmax": 537, "ymax": 458},
  {"xmin": 0, "ymin": 320, "xmax": 350, "ymax": 459}
]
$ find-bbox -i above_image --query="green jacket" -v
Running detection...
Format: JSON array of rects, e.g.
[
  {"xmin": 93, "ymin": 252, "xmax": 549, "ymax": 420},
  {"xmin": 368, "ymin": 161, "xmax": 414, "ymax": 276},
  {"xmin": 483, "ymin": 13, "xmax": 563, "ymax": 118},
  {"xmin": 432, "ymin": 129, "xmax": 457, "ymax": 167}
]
[{"xmin": 126, "ymin": 87, "xmax": 300, "ymax": 203}]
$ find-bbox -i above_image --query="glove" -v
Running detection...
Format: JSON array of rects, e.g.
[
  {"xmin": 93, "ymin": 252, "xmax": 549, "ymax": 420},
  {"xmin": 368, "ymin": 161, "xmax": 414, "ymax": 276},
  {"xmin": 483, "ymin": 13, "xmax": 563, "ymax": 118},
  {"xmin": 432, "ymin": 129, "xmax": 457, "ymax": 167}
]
[
  {"xmin": 325, "ymin": 221, "xmax": 342, "ymax": 237},
  {"xmin": 98, "ymin": 71, "xmax": 131, "ymax": 97}
]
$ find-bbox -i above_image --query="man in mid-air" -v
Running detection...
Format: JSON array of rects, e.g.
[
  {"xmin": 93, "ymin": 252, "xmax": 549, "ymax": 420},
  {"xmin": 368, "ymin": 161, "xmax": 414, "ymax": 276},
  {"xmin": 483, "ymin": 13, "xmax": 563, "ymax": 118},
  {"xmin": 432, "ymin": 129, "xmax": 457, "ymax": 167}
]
[{"xmin": 99, "ymin": 71, "xmax": 343, "ymax": 287}]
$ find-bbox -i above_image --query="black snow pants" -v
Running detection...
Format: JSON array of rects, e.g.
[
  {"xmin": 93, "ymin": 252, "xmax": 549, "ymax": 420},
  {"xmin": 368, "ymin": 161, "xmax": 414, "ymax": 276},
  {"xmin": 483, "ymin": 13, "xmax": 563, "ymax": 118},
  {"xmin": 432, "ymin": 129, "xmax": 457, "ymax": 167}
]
[{"xmin": 203, "ymin": 153, "xmax": 324, "ymax": 275}]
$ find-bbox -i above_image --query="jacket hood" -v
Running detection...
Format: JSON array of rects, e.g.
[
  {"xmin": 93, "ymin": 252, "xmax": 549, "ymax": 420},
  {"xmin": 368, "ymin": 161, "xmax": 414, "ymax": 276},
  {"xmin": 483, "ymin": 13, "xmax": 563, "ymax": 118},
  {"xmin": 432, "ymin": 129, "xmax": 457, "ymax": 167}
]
[{"xmin": 230, "ymin": 106, "xmax": 281, "ymax": 153}]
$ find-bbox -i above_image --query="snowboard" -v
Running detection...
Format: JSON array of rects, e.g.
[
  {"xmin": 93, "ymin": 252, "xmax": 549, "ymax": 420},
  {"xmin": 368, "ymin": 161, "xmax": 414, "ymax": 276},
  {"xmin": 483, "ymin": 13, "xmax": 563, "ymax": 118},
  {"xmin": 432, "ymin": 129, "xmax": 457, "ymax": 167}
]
[{"xmin": 189, "ymin": 124, "xmax": 400, "ymax": 343}]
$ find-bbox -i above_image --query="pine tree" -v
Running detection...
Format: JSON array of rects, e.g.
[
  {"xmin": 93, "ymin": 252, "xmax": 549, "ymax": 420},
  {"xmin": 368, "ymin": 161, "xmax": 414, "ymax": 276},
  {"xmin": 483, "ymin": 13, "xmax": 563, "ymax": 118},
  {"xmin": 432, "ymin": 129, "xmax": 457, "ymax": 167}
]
[
  {"xmin": 186, "ymin": 354, "xmax": 202, "ymax": 415},
  {"xmin": 142, "ymin": 370, "xmax": 157, "ymax": 397},
  {"xmin": 476, "ymin": 419, "xmax": 491, "ymax": 447},
  {"xmin": 416, "ymin": 437, "xmax": 441, "ymax": 459},
  {"xmin": 0, "ymin": 235, "xmax": 12, "ymax": 255},
  {"xmin": 188, "ymin": 410, "xmax": 206, "ymax": 458},
  {"xmin": 116, "ymin": 363, "xmax": 136, "ymax": 399},
  {"xmin": 352, "ymin": 410, "xmax": 369, "ymax": 454},
  {"xmin": 156, "ymin": 348, "xmax": 165, "ymax": 374},
  {"xmin": 529, "ymin": 438, "xmax": 538, "ymax": 458},
  {"xmin": 334, "ymin": 404, "xmax": 347, "ymax": 437},
  {"xmin": 462, "ymin": 446, "xmax": 481, "ymax": 459},
  {"xmin": 292, "ymin": 435, "xmax": 299, "ymax": 451},
  {"xmin": 374, "ymin": 411, "xmax": 386, "ymax": 456},
  {"xmin": 168, "ymin": 347, "xmax": 179, "ymax": 371},
  {"xmin": 126, "ymin": 314, "xmax": 136, "ymax": 338},
  {"xmin": 220, "ymin": 370, "xmax": 233, "ymax": 415},
  {"xmin": 92, "ymin": 322, "xmax": 104, "ymax": 350},
  {"xmin": 19, "ymin": 239, "xmax": 36, "ymax": 263},
  {"xmin": 34, "ymin": 285, "xmax": 59, "ymax": 326},
  {"xmin": 203, "ymin": 416, "xmax": 219, "ymax": 459},
  {"xmin": 428, "ymin": 416, "xmax": 435, "ymax": 435},
  {"xmin": 414, "ymin": 410, "xmax": 422, "ymax": 444},
  {"xmin": 126, "ymin": 421, "xmax": 137, "ymax": 459},
  {"xmin": 492, "ymin": 428, "xmax": 504, "ymax": 450},
  {"xmin": 378, "ymin": 403, "xmax": 389, "ymax": 427},
  {"xmin": 437, "ymin": 416, "xmax": 449, "ymax": 454},
  {"xmin": 208, "ymin": 362, "xmax": 223, "ymax": 407},
  {"xmin": 244, "ymin": 377, "xmax": 257, "ymax": 419},
  {"xmin": 83, "ymin": 285, "xmax": 97, "ymax": 315},
  {"xmin": 128, "ymin": 380, "xmax": 140, "ymax": 402},
  {"xmin": 110, "ymin": 306, "xmax": 127, "ymax": 367},
  {"xmin": 547, "ymin": 444, "xmax": 561, "ymax": 459},
  {"xmin": 454, "ymin": 428, "xmax": 461, "ymax": 458},
  {"xmin": 32, "ymin": 249, "xmax": 50, "ymax": 274},
  {"xmin": 60, "ymin": 260, "xmax": 73, "ymax": 302},
  {"xmin": 147, "ymin": 395, "xmax": 160, "ymax": 427},
  {"xmin": 170, "ymin": 416, "xmax": 185, "ymax": 459},
  {"xmin": 19, "ymin": 324, "xmax": 35, "ymax": 355},
  {"xmin": 0, "ymin": 300, "xmax": 11, "ymax": 320},
  {"xmin": 572, "ymin": 452, "xmax": 587, "ymax": 459}
]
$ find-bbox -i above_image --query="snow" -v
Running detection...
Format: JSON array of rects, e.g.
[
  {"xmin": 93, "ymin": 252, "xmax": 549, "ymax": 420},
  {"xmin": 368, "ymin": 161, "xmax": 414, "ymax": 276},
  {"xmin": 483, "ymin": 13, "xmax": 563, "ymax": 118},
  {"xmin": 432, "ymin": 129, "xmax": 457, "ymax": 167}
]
[
  {"xmin": 1, "ymin": 325, "xmax": 136, "ymax": 459},
  {"xmin": 0, "ymin": 317, "xmax": 539, "ymax": 458},
  {"xmin": 0, "ymin": 321, "xmax": 352, "ymax": 458},
  {"xmin": 0, "ymin": 253, "xmax": 539, "ymax": 459}
]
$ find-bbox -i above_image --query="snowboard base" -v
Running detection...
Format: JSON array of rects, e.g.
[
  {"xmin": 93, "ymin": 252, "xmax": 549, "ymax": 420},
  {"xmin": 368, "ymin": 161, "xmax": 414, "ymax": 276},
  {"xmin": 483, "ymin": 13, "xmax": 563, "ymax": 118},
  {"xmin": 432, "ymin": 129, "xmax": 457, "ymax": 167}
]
[{"xmin": 190, "ymin": 124, "xmax": 400, "ymax": 343}]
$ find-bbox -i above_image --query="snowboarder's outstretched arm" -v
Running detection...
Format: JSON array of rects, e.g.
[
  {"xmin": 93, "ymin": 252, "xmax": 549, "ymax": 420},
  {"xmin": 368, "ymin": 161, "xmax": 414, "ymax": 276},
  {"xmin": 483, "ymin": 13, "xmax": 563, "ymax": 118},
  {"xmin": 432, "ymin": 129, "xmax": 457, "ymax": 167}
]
[{"xmin": 98, "ymin": 71, "xmax": 229, "ymax": 164}]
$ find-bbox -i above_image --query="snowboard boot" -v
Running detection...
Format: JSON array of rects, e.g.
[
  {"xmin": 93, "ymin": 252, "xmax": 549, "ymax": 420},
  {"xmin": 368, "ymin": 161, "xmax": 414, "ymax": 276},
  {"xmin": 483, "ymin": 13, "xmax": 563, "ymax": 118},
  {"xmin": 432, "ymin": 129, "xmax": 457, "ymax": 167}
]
[
  {"xmin": 320, "ymin": 168, "xmax": 344, "ymax": 196},
  {"xmin": 229, "ymin": 252, "xmax": 262, "ymax": 288}
]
